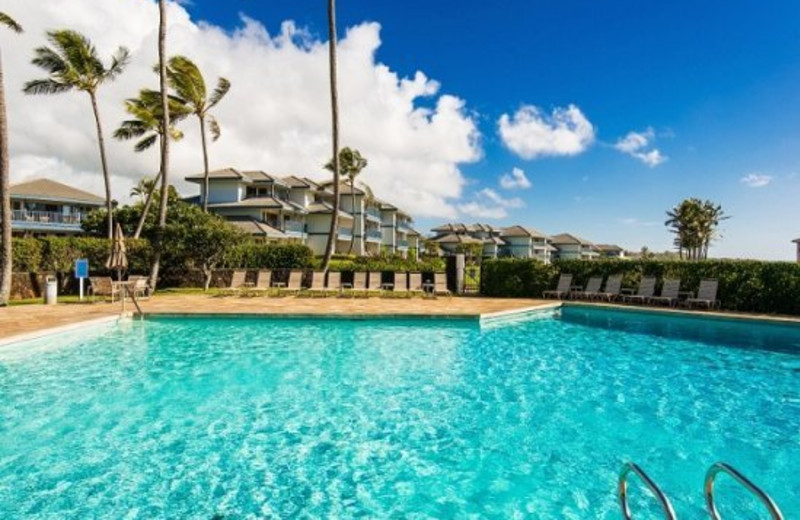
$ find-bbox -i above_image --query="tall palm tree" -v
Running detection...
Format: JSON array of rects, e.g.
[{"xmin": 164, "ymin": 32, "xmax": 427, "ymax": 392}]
[
  {"xmin": 148, "ymin": 0, "xmax": 171, "ymax": 291},
  {"xmin": 130, "ymin": 176, "xmax": 156, "ymax": 202},
  {"xmin": 0, "ymin": 12, "xmax": 23, "ymax": 306},
  {"xmin": 324, "ymin": 147, "xmax": 367, "ymax": 254},
  {"xmin": 23, "ymin": 30, "xmax": 130, "ymax": 240},
  {"xmin": 114, "ymin": 88, "xmax": 190, "ymax": 238},
  {"xmin": 321, "ymin": 0, "xmax": 340, "ymax": 272},
  {"xmin": 164, "ymin": 55, "xmax": 230, "ymax": 212},
  {"xmin": 665, "ymin": 198, "xmax": 728, "ymax": 260}
]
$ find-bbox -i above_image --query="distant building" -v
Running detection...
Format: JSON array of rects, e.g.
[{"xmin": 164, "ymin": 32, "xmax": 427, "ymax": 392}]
[
  {"xmin": 429, "ymin": 223, "xmax": 553, "ymax": 261},
  {"xmin": 793, "ymin": 238, "xmax": 800, "ymax": 263},
  {"xmin": 186, "ymin": 168, "xmax": 419, "ymax": 257},
  {"xmin": 8, "ymin": 178, "xmax": 104, "ymax": 236},
  {"xmin": 595, "ymin": 244, "xmax": 626, "ymax": 258},
  {"xmin": 549, "ymin": 233, "xmax": 600, "ymax": 260}
]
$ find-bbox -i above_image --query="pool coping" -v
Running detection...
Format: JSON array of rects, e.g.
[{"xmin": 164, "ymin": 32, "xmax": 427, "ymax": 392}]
[{"xmin": 0, "ymin": 315, "xmax": 122, "ymax": 348}]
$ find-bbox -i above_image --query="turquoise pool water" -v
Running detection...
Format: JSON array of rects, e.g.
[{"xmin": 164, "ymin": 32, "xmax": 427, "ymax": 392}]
[{"xmin": 0, "ymin": 308, "xmax": 797, "ymax": 518}]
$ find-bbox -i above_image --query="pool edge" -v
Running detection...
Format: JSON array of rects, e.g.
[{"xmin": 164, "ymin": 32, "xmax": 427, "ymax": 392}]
[{"xmin": 0, "ymin": 315, "xmax": 123, "ymax": 348}]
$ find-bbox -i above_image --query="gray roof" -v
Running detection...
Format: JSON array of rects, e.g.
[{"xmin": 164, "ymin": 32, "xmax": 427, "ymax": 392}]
[
  {"xmin": 501, "ymin": 225, "xmax": 549, "ymax": 239},
  {"xmin": 550, "ymin": 233, "xmax": 595, "ymax": 246},
  {"xmin": 186, "ymin": 168, "xmax": 288, "ymax": 186},
  {"xmin": 10, "ymin": 178, "xmax": 105, "ymax": 205},
  {"xmin": 227, "ymin": 217, "xmax": 287, "ymax": 238},
  {"xmin": 431, "ymin": 223, "xmax": 468, "ymax": 233},
  {"xmin": 433, "ymin": 233, "xmax": 484, "ymax": 245},
  {"xmin": 307, "ymin": 201, "xmax": 354, "ymax": 219},
  {"xmin": 595, "ymin": 244, "xmax": 624, "ymax": 252},
  {"xmin": 208, "ymin": 197, "xmax": 306, "ymax": 213}
]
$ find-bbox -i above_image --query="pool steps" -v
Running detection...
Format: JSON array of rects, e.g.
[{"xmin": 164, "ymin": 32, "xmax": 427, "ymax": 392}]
[{"xmin": 618, "ymin": 461, "xmax": 784, "ymax": 519}]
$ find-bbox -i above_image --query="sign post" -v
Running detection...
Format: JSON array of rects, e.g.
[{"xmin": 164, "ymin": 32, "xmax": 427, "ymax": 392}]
[{"xmin": 75, "ymin": 258, "xmax": 89, "ymax": 301}]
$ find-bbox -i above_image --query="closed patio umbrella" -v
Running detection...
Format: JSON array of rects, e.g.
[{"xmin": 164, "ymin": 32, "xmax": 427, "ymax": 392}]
[{"xmin": 105, "ymin": 223, "xmax": 128, "ymax": 282}]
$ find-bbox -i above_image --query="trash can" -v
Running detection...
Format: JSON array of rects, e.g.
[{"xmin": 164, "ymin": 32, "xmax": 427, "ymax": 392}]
[{"xmin": 45, "ymin": 275, "xmax": 58, "ymax": 305}]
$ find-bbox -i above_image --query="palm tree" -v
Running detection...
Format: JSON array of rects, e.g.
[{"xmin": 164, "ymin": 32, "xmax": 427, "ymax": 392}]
[
  {"xmin": 23, "ymin": 30, "xmax": 129, "ymax": 240},
  {"xmin": 665, "ymin": 198, "xmax": 728, "ymax": 260},
  {"xmin": 148, "ymin": 0, "xmax": 171, "ymax": 291},
  {"xmin": 0, "ymin": 12, "xmax": 23, "ymax": 306},
  {"xmin": 164, "ymin": 55, "xmax": 230, "ymax": 212},
  {"xmin": 114, "ymin": 88, "xmax": 190, "ymax": 238},
  {"xmin": 324, "ymin": 147, "xmax": 368, "ymax": 254},
  {"xmin": 130, "ymin": 177, "xmax": 156, "ymax": 202},
  {"xmin": 321, "ymin": 0, "xmax": 340, "ymax": 272}
]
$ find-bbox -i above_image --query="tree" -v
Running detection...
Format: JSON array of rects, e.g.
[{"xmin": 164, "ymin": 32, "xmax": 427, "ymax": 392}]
[
  {"xmin": 321, "ymin": 0, "xmax": 340, "ymax": 272},
  {"xmin": 149, "ymin": 0, "xmax": 171, "ymax": 291},
  {"xmin": 130, "ymin": 177, "xmax": 157, "ymax": 202},
  {"xmin": 164, "ymin": 55, "xmax": 230, "ymax": 212},
  {"xmin": 23, "ymin": 30, "xmax": 129, "ymax": 240},
  {"xmin": 665, "ymin": 198, "xmax": 729, "ymax": 260},
  {"xmin": 114, "ymin": 88, "xmax": 190, "ymax": 238},
  {"xmin": 324, "ymin": 147, "xmax": 368, "ymax": 254},
  {"xmin": 0, "ymin": 11, "xmax": 23, "ymax": 306}
]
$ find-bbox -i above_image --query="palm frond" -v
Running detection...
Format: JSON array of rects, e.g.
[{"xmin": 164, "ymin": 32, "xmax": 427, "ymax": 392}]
[
  {"xmin": 30, "ymin": 46, "xmax": 68, "ymax": 74},
  {"xmin": 106, "ymin": 47, "xmax": 131, "ymax": 81},
  {"xmin": 165, "ymin": 56, "xmax": 206, "ymax": 112},
  {"xmin": 114, "ymin": 120, "xmax": 149, "ymax": 141},
  {"xmin": 134, "ymin": 134, "xmax": 158, "ymax": 152},
  {"xmin": 207, "ymin": 115, "xmax": 221, "ymax": 141},
  {"xmin": 208, "ymin": 77, "xmax": 230, "ymax": 109},
  {"xmin": 22, "ymin": 78, "xmax": 72, "ymax": 95},
  {"xmin": 0, "ymin": 12, "xmax": 23, "ymax": 33}
]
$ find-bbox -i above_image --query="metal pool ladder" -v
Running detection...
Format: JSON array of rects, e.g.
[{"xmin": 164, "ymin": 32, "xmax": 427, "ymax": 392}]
[
  {"xmin": 704, "ymin": 462, "xmax": 784, "ymax": 520},
  {"xmin": 618, "ymin": 462, "xmax": 677, "ymax": 520}
]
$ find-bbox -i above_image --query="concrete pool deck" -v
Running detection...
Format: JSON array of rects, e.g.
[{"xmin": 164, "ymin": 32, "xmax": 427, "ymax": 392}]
[{"xmin": 0, "ymin": 294, "xmax": 553, "ymax": 342}]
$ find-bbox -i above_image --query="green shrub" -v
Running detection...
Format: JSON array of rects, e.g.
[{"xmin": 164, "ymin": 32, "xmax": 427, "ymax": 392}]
[
  {"xmin": 11, "ymin": 238, "xmax": 43, "ymax": 272},
  {"xmin": 223, "ymin": 242, "xmax": 314, "ymax": 269},
  {"xmin": 481, "ymin": 258, "xmax": 800, "ymax": 315},
  {"xmin": 325, "ymin": 255, "xmax": 445, "ymax": 273}
]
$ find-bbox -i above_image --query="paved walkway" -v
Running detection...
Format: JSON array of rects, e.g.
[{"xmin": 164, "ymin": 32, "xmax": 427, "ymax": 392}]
[{"xmin": 0, "ymin": 294, "xmax": 550, "ymax": 341}]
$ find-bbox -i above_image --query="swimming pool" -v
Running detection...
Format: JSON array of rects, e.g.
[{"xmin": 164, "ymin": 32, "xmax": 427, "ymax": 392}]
[{"xmin": 0, "ymin": 308, "xmax": 797, "ymax": 518}]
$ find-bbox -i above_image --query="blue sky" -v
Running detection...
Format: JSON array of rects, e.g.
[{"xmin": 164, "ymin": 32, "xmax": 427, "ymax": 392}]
[
  {"xmin": 188, "ymin": 0, "xmax": 800, "ymax": 259},
  {"xmin": 7, "ymin": 0, "xmax": 800, "ymax": 258}
]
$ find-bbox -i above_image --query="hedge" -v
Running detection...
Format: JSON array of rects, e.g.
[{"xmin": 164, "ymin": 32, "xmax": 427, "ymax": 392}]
[
  {"xmin": 324, "ymin": 255, "xmax": 446, "ymax": 273},
  {"xmin": 481, "ymin": 258, "xmax": 800, "ymax": 316},
  {"xmin": 13, "ymin": 237, "xmax": 153, "ymax": 276},
  {"xmin": 222, "ymin": 242, "xmax": 314, "ymax": 269}
]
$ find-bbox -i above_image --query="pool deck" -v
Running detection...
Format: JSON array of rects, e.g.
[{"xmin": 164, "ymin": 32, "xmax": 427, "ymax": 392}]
[{"xmin": 0, "ymin": 295, "xmax": 553, "ymax": 343}]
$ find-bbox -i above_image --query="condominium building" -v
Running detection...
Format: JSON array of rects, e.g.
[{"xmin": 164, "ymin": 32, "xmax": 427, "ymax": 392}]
[
  {"xmin": 430, "ymin": 223, "xmax": 554, "ymax": 261},
  {"xmin": 548, "ymin": 233, "xmax": 601, "ymax": 260},
  {"xmin": 6, "ymin": 178, "xmax": 105, "ymax": 236},
  {"xmin": 186, "ymin": 168, "xmax": 420, "ymax": 257}
]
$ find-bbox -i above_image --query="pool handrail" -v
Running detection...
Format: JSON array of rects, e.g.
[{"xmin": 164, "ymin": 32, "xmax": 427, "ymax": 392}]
[
  {"xmin": 618, "ymin": 462, "xmax": 677, "ymax": 520},
  {"xmin": 704, "ymin": 462, "xmax": 784, "ymax": 520}
]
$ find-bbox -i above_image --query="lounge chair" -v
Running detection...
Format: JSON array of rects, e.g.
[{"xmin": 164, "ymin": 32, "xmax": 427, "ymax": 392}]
[
  {"xmin": 280, "ymin": 270, "xmax": 304, "ymax": 295},
  {"xmin": 220, "ymin": 269, "xmax": 248, "ymax": 296},
  {"xmin": 89, "ymin": 276, "xmax": 120, "ymax": 303},
  {"xmin": 543, "ymin": 274, "xmax": 573, "ymax": 300},
  {"xmin": 328, "ymin": 271, "xmax": 343, "ymax": 296},
  {"xmin": 649, "ymin": 278, "xmax": 681, "ymax": 307},
  {"xmin": 622, "ymin": 276, "xmax": 656, "ymax": 304},
  {"xmin": 433, "ymin": 272, "xmax": 451, "ymax": 297},
  {"xmin": 250, "ymin": 270, "xmax": 273, "ymax": 296},
  {"xmin": 392, "ymin": 272, "xmax": 409, "ymax": 297},
  {"xmin": 595, "ymin": 274, "xmax": 623, "ymax": 302},
  {"xmin": 572, "ymin": 276, "xmax": 603, "ymax": 300},
  {"xmin": 127, "ymin": 275, "xmax": 151, "ymax": 300},
  {"xmin": 346, "ymin": 272, "xmax": 368, "ymax": 297},
  {"xmin": 685, "ymin": 279, "xmax": 720, "ymax": 309},
  {"xmin": 366, "ymin": 272, "xmax": 384, "ymax": 295},
  {"xmin": 304, "ymin": 271, "xmax": 328, "ymax": 297},
  {"xmin": 408, "ymin": 272, "xmax": 424, "ymax": 296}
]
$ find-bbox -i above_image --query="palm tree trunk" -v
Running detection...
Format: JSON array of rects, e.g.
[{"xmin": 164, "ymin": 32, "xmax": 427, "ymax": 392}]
[
  {"xmin": 149, "ymin": 0, "xmax": 170, "ymax": 291},
  {"xmin": 89, "ymin": 91, "xmax": 114, "ymax": 241},
  {"xmin": 321, "ymin": 0, "xmax": 340, "ymax": 272},
  {"xmin": 0, "ymin": 52, "xmax": 12, "ymax": 305},
  {"xmin": 348, "ymin": 179, "xmax": 357, "ymax": 254},
  {"xmin": 133, "ymin": 169, "xmax": 162, "ymax": 239},
  {"xmin": 199, "ymin": 115, "xmax": 210, "ymax": 212}
]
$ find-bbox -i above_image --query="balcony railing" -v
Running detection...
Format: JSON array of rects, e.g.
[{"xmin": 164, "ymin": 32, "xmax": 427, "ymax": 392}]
[
  {"xmin": 397, "ymin": 221, "xmax": 413, "ymax": 232},
  {"xmin": 397, "ymin": 239, "xmax": 409, "ymax": 249},
  {"xmin": 338, "ymin": 227, "xmax": 353, "ymax": 238},
  {"xmin": 366, "ymin": 207, "xmax": 382, "ymax": 220},
  {"xmin": 283, "ymin": 221, "xmax": 306, "ymax": 235},
  {"xmin": 366, "ymin": 229, "xmax": 383, "ymax": 241},
  {"xmin": 11, "ymin": 210, "xmax": 83, "ymax": 228}
]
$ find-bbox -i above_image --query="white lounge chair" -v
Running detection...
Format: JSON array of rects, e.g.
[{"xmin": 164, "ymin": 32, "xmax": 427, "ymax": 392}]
[
  {"xmin": 685, "ymin": 279, "xmax": 720, "ymax": 309},
  {"xmin": 280, "ymin": 270, "xmax": 303, "ymax": 295},
  {"xmin": 622, "ymin": 276, "xmax": 656, "ymax": 304},
  {"xmin": 650, "ymin": 278, "xmax": 681, "ymax": 307},
  {"xmin": 304, "ymin": 271, "xmax": 328, "ymax": 297},
  {"xmin": 543, "ymin": 274, "xmax": 573, "ymax": 300},
  {"xmin": 595, "ymin": 274, "xmax": 623, "ymax": 302},
  {"xmin": 572, "ymin": 276, "xmax": 603, "ymax": 300}
]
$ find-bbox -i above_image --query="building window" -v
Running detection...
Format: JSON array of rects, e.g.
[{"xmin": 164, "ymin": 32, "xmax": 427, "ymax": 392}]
[{"xmin": 246, "ymin": 186, "xmax": 270, "ymax": 198}]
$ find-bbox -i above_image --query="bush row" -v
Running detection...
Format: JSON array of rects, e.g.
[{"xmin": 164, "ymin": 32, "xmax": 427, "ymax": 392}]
[
  {"xmin": 481, "ymin": 258, "xmax": 800, "ymax": 315},
  {"xmin": 324, "ymin": 255, "xmax": 446, "ymax": 273},
  {"xmin": 12, "ymin": 237, "xmax": 153, "ymax": 276}
]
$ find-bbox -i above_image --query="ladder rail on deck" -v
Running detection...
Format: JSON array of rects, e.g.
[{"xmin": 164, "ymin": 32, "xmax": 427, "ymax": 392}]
[
  {"xmin": 618, "ymin": 462, "xmax": 677, "ymax": 520},
  {"xmin": 704, "ymin": 462, "xmax": 784, "ymax": 520}
]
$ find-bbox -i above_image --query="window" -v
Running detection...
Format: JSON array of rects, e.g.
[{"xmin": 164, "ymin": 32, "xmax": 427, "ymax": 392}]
[{"xmin": 246, "ymin": 186, "xmax": 270, "ymax": 198}]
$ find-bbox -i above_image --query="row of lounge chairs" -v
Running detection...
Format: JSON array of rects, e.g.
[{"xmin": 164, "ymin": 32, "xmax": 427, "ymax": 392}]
[
  {"xmin": 88, "ymin": 276, "xmax": 151, "ymax": 303},
  {"xmin": 544, "ymin": 273, "xmax": 721, "ymax": 309},
  {"xmin": 223, "ymin": 270, "xmax": 451, "ymax": 298}
]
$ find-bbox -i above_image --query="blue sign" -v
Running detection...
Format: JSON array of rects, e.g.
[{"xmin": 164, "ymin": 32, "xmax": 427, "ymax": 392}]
[{"xmin": 75, "ymin": 258, "xmax": 89, "ymax": 279}]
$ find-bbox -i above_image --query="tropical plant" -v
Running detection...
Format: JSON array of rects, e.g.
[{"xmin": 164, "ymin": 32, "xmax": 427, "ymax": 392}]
[
  {"xmin": 164, "ymin": 55, "xmax": 230, "ymax": 212},
  {"xmin": 114, "ymin": 88, "xmax": 191, "ymax": 238},
  {"xmin": 324, "ymin": 147, "xmax": 368, "ymax": 254},
  {"xmin": 321, "ymin": 0, "xmax": 340, "ymax": 273},
  {"xmin": 149, "ymin": 0, "xmax": 171, "ymax": 291},
  {"xmin": 665, "ymin": 198, "xmax": 729, "ymax": 260},
  {"xmin": 23, "ymin": 29, "xmax": 130, "ymax": 240},
  {"xmin": 0, "ymin": 11, "xmax": 23, "ymax": 306},
  {"xmin": 130, "ymin": 177, "xmax": 156, "ymax": 202}
]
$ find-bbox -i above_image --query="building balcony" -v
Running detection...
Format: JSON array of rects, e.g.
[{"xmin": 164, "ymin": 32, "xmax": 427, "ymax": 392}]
[
  {"xmin": 397, "ymin": 239, "xmax": 409, "ymax": 249},
  {"xmin": 397, "ymin": 221, "xmax": 413, "ymax": 233},
  {"xmin": 337, "ymin": 227, "xmax": 353, "ymax": 239},
  {"xmin": 366, "ymin": 229, "xmax": 383, "ymax": 242},
  {"xmin": 365, "ymin": 207, "xmax": 382, "ymax": 222},
  {"xmin": 10, "ymin": 210, "xmax": 84, "ymax": 232},
  {"xmin": 282, "ymin": 220, "xmax": 306, "ymax": 236}
]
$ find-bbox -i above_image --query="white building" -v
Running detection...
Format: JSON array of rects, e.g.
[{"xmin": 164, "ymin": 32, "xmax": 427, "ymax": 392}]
[
  {"xmin": 186, "ymin": 168, "xmax": 419, "ymax": 258},
  {"xmin": 429, "ymin": 223, "xmax": 554, "ymax": 261},
  {"xmin": 549, "ymin": 233, "xmax": 600, "ymax": 260}
]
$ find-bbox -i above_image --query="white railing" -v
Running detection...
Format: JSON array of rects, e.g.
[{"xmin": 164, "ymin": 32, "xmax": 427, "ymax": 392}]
[
  {"xmin": 11, "ymin": 210, "xmax": 83, "ymax": 226},
  {"xmin": 283, "ymin": 221, "xmax": 306, "ymax": 234},
  {"xmin": 338, "ymin": 227, "xmax": 353, "ymax": 238},
  {"xmin": 366, "ymin": 229, "xmax": 383, "ymax": 240}
]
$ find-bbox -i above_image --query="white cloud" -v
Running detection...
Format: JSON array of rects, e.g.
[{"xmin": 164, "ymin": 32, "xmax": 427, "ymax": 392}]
[
  {"xmin": 499, "ymin": 167, "xmax": 531, "ymax": 190},
  {"xmin": 497, "ymin": 104, "xmax": 595, "ymax": 160},
  {"xmin": 613, "ymin": 128, "xmax": 667, "ymax": 167},
  {"xmin": 457, "ymin": 187, "xmax": 523, "ymax": 219},
  {"xmin": 740, "ymin": 173, "xmax": 772, "ymax": 188},
  {"xmin": 620, "ymin": 217, "xmax": 658, "ymax": 227},
  {"xmin": 2, "ymin": 0, "xmax": 482, "ymax": 218}
]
